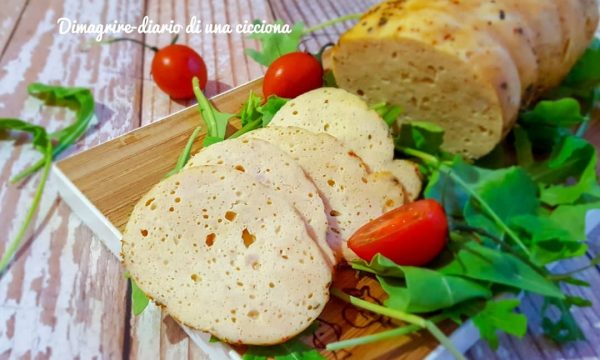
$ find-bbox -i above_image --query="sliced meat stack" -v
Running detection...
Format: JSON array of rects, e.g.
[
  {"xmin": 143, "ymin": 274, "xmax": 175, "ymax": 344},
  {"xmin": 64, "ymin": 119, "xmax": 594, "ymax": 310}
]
[{"xmin": 332, "ymin": 0, "xmax": 599, "ymax": 158}]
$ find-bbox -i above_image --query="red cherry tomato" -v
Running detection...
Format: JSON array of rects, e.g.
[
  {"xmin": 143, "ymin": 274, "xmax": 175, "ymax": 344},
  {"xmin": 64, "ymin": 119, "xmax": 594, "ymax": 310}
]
[
  {"xmin": 263, "ymin": 52, "xmax": 323, "ymax": 99},
  {"xmin": 151, "ymin": 44, "xmax": 207, "ymax": 99},
  {"xmin": 348, "ymin": 199, "xmax": 448, "ymax": 267}
]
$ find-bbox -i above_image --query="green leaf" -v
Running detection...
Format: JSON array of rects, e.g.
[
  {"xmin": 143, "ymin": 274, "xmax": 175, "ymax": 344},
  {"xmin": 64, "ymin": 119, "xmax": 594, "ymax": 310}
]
[
  {"xmin": 378, "ymin": 267, "xmax": 492, "ymax": 313},
  {"xmin": 562, "ymin": 38, "xmax": 600, "ymax": 94},
  {"xmin": 238, "ymin": 92, "xmax": 263, "ymax": 127},
  {"xmin": 370, "ymin": 102, "xmax": 402, "ymax": 127},
  {"xmin": 244, "ymin": 20, "xmax": 305, "ymax": 67},
  {"xmin": 208, "ymin": 335, "xmax": 221, "ymax": 343},
  {"xmin": 520, "ymin": 98, "xmax": 585, "ymax": 127},
  {"xmin": 192, "ymin": 77, "xmax": 234, "ymax": 147},
  {"xmin": 440, "ymin": 242, "xmax": 563, "ymax": 298},
  {"xmin": 518, "ymin": 98, "xmax": 584, "ymax": 151},
  {"xmin": 541, "ymin": 297, "xmax": 585, "ymax": 343},
  {"xmin": 131, "ymin": 278, "xmax": 150, "ymax": 316},
  {"xmin": 549, "ymin": 201, "xmax": 600, "ymax": 241},
  {"xmin": 472, "ymin": 299, "xmax": 527, "ymax": 350},
  {"xmin": 259, "ymin": 96, "xmax": 288, "ymax": 127},
  {"xmin": 11, "ymin": 83, "xmax": 94, "ymax": 183},
  {"xmin": 230, "ymin": 94, "xmax": 288, "ymax": 139},
  {"xmin": 426, "ymin": 159, "xmax": 538, "ymax": 254},
  {"xmin": 396, "ymin": 121, "xmax": 444, "ymax": 155},
  {"xmin": 243, "ymin": 324, "xmax": 323, "ymax": 360},
  {"xmin": 353, "ymin": 255, "xmax": 491, "ymax": 313},
  {"xmin": 165, "ymin": 126, "xmax": 202, "ymax": 178},
  {"xmin": 463, "ymin": 166, "xmax": 539, "ymax": 240},
  {"xmin": 532, "ymin": 136, "xmax": 598, "ymax": 206},
  {"xmin": 0, "ymin": 119, "xmax": 52, "ymax": 272},
  {"xmin": 513, "ymin": 126, "xmax": 533, "ymax": 167},
  {"xmin": 510, "ymin": 215, "xmax": 587, "ymax": 265},
  {"xmin": 322, "ymin": 69, "xmax": 337, "ymax": 87},
  {"xmin": 351, "ymin": 253, "xmax": 406, "ymax": 278}
]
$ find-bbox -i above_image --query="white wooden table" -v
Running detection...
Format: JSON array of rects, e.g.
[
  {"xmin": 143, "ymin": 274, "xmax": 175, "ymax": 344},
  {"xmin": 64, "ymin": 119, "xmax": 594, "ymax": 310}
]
[{"xmin": 1, "ymin": 1, "xmax": 599, "ymax": 359}]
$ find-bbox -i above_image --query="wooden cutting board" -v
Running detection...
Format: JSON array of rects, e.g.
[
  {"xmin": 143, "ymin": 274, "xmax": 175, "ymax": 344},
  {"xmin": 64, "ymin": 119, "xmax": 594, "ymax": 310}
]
[{"xmin": 53, "ymin": 78, "xmax": 478, "ymax": 360}]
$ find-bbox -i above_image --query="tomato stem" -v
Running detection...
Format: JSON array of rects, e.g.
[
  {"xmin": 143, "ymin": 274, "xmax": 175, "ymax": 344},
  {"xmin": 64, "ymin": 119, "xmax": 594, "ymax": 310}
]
[
  {"xmin": 303, "ymin": 13, "xmax": 362, "ymax": 34},
  {"xmin": 331, "ymin": 288, "xmax": 466, "ymax": 360},
  {"xmin": 99, "ymin": 37, "xmax": 159, "ymax": 52}
]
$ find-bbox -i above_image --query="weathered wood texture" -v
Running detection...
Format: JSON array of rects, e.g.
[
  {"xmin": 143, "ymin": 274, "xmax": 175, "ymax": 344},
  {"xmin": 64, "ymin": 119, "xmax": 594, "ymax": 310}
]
[{"xmin": 0, "ymin": 1, "xmax": 599, "ymax": 359}]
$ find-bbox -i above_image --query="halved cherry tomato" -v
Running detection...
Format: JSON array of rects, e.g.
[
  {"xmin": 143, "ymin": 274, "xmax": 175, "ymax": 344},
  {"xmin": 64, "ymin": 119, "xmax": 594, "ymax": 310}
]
[
  {"xmin": 263, "ymin": 52, "xmax": 323, "ymax": 99},
  {"xmin": 348, "ymin": 199, "xmax": 448, "ymax": 267},
  {"xmin": 151, "ymin": 44, "xmax": 208, "ymax": 99}
]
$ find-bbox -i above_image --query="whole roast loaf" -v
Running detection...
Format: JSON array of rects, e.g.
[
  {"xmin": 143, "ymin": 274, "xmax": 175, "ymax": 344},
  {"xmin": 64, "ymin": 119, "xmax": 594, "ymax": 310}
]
[{"xmin": 332, "ymin": 0, "xmax": 599, "ymax": 158}]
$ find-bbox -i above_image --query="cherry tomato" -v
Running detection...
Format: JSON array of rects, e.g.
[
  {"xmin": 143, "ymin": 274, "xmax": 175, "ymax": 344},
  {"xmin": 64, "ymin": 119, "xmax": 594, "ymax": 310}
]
[
  {"xmin": 151, "ymin": 44, "xmax": 207, "ymax": 99},
  {"xmin": 348, "ymin": 199, "xmax": 448, "ymax": 267},
  {"xmin": 263, "ymin": 52, "xmax": 323, "ymax": 99}
]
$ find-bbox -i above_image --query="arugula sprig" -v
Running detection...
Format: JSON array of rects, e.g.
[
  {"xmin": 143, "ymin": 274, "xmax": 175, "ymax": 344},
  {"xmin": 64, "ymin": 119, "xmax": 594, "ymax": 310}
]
[
  {"xmin": 0, "ymin": 84, "xmax": 94, "ymax": 273},
  {"xmin": 10, "ymin": 84, "xmax": 94, "ymax": 183}
]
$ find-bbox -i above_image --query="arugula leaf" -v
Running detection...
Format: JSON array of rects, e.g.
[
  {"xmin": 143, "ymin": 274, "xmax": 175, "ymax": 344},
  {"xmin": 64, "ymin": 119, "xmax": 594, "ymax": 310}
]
[
  {"xmin": 440, "ymin": 242, "xmax": 563, "ymax": 298},
  {"xmin": 510, "ymin": 215, "xmax": 587, "ymax": 265},
  {"xmin": 230, "ymin": 94, "xmax": 288, "ymax": 139},
  {"xmin": 131, "ymin": 278, "xmax": 150, "ymax": 315},
  {"xmin": 165, "ymin": 126, "xmax": 202, "ymax": 178},
  {"xmin": 244, "ymin": 20, "xmax": 305, "ymax": 67},
  {"xmin": 192, "ymin": 77, "xmax": 234, "ymax": 147},
  {"xmin": 243, "ymin": 323, "xmax": 323, "ymax": 360},
  {"xmin": 322, "ymin": 69, "xmax": 337, "ymax": 87},
  {"xmin": 378, "ymin": 267, "xmax": 492, "ymax": 313},
  {"xmin": 259, "ymin": 96, "xmax": 288, "ymax": 126},
  {"xmin": 426, "ymin": 158, "xmax": 536, "ymax": 254},
  {"xmin": 123, "ymin": 272, "xmax": 150, "ymax": 315},
  {"xmin": 518, "ymin": 98, "xmax": 585, "ymax": 151},
  {"xmin": 462, "ymin": 166, "xmax": 539, "ymax": 241},
  {"xmin": 513, "ymin": 126, "xmax": 533, "ymax": 167},
  {"xmin": 531, "ymin": 136, "xmax": 597, "ymax": 206},
  {"xmin": 561, "ymin": 38, "xmax": 600, "ymax": 95},
  {"xmin": 352, "ymin": 255, "xmax": 491, "ymax": 313},
  {"xmin": 238, "ymin": 92, "xmax": 263, "ymax": 127},
  {"xmin": 0, "ymin": 119, "xmax": 52, "ymax": 273},
  {"xmin": 549, "ymin": 201, "xmax": 600, "ymax": 241},
  {"xmin": 396, "ymin": 121, "xmax": 444, "ymax": 155},
  {"xmin": 472, "ymin": 299, "xmax": 527, "ymax": 350},
  {"xmin": 520, "ymin": 98, "xmax": 585, "ymax": 127},
  {"xmin": 351, "ymin": 253, "xmax": 406, "ymax": 278},
  {"xmin": 370, "ymin": 102, "xmax": 402, "ymax": 127},
  {"xmin": 11, "ymin": 83, "xmax": 94, "ymax": 183}
]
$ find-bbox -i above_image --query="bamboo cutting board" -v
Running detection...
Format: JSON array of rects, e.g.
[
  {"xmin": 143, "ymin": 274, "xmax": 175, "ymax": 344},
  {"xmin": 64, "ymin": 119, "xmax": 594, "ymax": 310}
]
[{"xmin": 53, "ymin": 78, "xmax": 478, "ymax": 360}]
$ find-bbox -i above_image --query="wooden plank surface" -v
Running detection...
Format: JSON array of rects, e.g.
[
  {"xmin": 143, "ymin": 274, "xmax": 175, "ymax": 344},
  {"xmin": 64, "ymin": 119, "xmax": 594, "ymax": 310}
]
[{"xmin": 0, "ymin": 1, "xmax": 599, "ymax": 360}]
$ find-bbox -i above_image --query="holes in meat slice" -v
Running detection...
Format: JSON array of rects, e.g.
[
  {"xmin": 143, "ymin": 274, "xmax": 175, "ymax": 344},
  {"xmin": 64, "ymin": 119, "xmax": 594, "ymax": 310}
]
[
  {"xmin": 247, "ymin": 310, "xmax": 259, "ymax": 319},
  {"xmin": 329, "ymin": 210, "xmax": 341, "ymax": 217},
  {"xmin": 242, "ymin": 228, "xmax": 256, "ymax": 248},
  {"xmin": 191, "ymin": 274, "xmax": 201, "ymax": 282},
  {"xmin": 327, "ymin": 179, "xmax": 336, "ymax": 187},
  {"xmin": 145, "ymin": 198, "xmax": 155, "ymax": 207},
  {"xmin": 205, "ymin": 233, "xmax": 216, "ymax": 247},
  {"xmin": 225, "ymin": 211, "xmax": 237, "ymax": 221},
  {"xmin": 234, "ymin": 165, "xmax": 245, "ymax": 172},
  {"xmin": 140, "ymin": 229, "xmax": 149, "ymax": 237}
]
